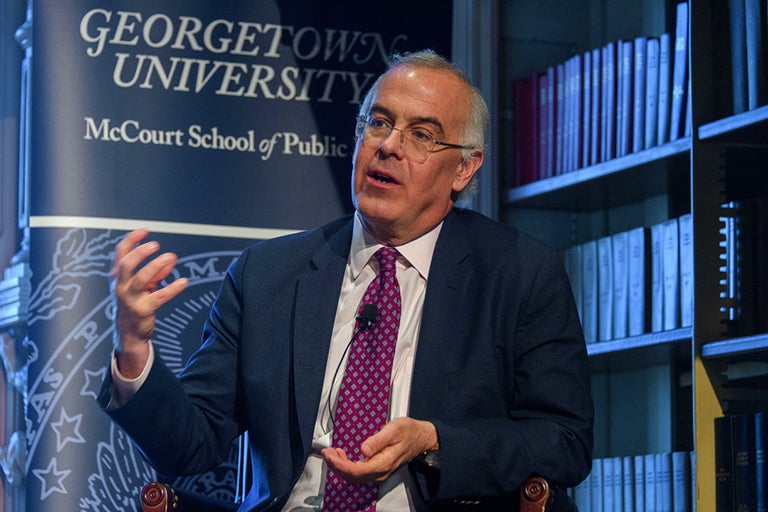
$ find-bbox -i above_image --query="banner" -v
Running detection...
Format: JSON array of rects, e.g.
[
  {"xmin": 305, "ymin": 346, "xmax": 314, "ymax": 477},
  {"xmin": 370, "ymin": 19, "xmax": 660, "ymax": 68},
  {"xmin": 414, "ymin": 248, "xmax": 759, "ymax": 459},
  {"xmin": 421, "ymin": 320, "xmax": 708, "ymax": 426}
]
[{"xmin": 25, "ymin": 1, "xmax": 451, "ymax": 509}]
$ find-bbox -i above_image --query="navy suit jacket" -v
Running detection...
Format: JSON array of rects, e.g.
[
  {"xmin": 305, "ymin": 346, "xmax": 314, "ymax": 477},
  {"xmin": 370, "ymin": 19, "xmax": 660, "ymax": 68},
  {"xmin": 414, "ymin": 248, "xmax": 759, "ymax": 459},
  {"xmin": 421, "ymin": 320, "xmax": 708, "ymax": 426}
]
[{"xmin": 101, "ymin": 208, "xmax": 593, "ymax": 511}]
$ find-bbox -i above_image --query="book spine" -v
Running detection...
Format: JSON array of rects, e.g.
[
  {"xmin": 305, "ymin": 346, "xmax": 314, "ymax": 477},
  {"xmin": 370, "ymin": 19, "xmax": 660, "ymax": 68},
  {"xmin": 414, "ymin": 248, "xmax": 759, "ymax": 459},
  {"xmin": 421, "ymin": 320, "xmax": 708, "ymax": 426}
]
[
  {"xmin": 672, "ymin": 451, "xmax": 692, "ymax": 512},
  {"xmin": 597, "ymin": 235, "xmax": 614, "ymax": 341},
  {"xmin": 756, "ymin": 412, "xmax": 766, "ymax": 511},
  {"xmin": 582, "ymin": 50, "xmax": 592, "ymax": 169},
  {"xmin": 645, "ymin": 37, "xmax": 660, "ymax": 149},
  {"xmin": 745, "ymin": 0, "xmax": 768, "ymax": 109},
  {"xmin": 612, "ymin": 230, "xmax": 629, "ymax": 339},
  {"xmin": 538, "ymin": 72, "xmax": 549, "ymax": 181},
  {"xmin": 628, "ymin": 226, "xmax": 651, "ymax": 336},
  {"xmin": 617, "ymin": 39, "xmax": 634, "ymax": 157},
  {"xmin": 581, "ymin": 240, "xmax": 599, "ymax": 344},
  {"xmin": 651, "ymin": 222, "xmax": 665, "ymax": 332},
  {"xmin": 556, "ymin": 63, "xmax": 566, "ymax": 175},
  {"xmin": 590, "ymin": 47, "xmax": 602, "ymax": 165},
  {"xmin": 730, "ymin": 0, "xmax": 749, "ymax": 114},
  {"xmin": 634, "ymin": 454, "xmax": 646, "ymax": 512},
  {"xmin": 669, "ymin": 1, "xmax": 689, "ymax": 141},
  {"xmin": 663, "ymin": 218, "xmax": 680, "ymax": 330},
  {"xmin": 657, "ymin": 33, "xmax": 672, "ymax": 144},
  {"xmin": 633, "ymin": 36, "xmax": 648, "ymax": 153},
  {"xmin": 716, "ymin": 415, "xmax": 736, "ymax": 511},
  {"xmin": 679, "ymin": 213, "xmax": 693, "ymax": 327},
  {"xmin": 603, "ymin": 41, "xmax": 617, "ymax": 161}
]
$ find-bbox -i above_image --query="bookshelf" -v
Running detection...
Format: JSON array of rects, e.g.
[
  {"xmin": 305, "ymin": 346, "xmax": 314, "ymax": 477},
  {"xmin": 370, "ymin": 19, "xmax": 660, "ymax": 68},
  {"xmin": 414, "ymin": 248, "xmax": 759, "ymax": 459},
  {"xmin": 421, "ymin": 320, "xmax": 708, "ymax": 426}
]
[{"xmin": 495, "ymin": 0, "xmax": 768, "ymax": 510}]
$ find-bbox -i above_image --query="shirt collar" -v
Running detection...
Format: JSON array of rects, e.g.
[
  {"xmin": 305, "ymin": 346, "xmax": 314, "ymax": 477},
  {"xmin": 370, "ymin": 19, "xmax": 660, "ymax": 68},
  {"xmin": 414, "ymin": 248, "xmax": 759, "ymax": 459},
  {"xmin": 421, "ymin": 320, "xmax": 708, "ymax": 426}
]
[{"xmin": 350, "ymin": 212, "xmax": 442, "ymax": 281}]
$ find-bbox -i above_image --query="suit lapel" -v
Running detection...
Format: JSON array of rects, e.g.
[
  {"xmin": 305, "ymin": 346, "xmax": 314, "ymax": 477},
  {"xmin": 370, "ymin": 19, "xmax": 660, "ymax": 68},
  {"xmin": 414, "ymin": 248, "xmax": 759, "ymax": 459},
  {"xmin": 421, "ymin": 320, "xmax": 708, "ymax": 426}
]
[
  {"xmin": 292, "ymin": 221, "xmax": 352, "ymax": 449},
  {"xmin": 409, "ymin": 211, "xmax": 471, "ymax": 418}
]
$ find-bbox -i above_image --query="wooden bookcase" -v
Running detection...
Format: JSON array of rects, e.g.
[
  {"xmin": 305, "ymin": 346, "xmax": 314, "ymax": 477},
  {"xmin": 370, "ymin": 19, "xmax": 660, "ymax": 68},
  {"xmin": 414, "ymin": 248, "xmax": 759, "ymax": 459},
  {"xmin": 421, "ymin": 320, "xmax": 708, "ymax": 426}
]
[{"xmin": 493, "ymin": 0, "xmax": 768, "ymax": 510}]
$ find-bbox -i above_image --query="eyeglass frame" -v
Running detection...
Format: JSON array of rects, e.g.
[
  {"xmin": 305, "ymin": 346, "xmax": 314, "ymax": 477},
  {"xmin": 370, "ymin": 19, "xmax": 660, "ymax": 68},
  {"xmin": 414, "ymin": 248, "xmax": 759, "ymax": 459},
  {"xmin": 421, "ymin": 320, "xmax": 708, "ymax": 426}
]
[{"xmin": 354, "ymin": 114, "xmax": 477, "ymax": 162}]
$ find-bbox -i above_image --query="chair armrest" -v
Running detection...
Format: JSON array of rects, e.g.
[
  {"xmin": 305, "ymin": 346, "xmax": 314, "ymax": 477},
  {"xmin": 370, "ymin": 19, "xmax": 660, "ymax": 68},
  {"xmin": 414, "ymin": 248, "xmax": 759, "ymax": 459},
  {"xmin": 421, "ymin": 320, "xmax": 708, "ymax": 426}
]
[
  {"xmin": 519, "ymin": 476, "xmax": 551, "ymax": 512},
  {"xmin": 141, "ymin": 481, "xmax": 239, "ymax": 512}
]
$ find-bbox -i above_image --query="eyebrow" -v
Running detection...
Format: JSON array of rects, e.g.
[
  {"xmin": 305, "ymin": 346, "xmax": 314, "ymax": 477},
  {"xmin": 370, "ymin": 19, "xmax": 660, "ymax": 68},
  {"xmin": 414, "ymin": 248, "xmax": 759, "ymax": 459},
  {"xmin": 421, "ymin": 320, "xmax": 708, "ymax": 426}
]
[{"xmin": 369, "ymin": 104, "xmax": 447, "ymax": 137}]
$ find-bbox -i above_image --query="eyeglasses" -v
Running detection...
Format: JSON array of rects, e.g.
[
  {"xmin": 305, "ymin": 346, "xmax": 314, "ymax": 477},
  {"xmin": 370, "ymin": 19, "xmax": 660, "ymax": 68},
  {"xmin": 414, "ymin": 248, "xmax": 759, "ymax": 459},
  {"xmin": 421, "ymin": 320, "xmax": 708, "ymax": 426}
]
[{"xmin": 355, "ymin": 115, "xmax": 476, "ymax": 164}]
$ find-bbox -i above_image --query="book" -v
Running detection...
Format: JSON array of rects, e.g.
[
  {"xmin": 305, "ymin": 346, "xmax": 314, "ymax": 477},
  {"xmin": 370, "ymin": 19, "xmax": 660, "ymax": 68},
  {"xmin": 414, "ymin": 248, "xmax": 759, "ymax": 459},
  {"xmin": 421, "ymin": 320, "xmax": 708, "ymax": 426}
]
[
  {"xmin": 663, "ymin": 218, "xmax": 680, "ymax": 330},
  {"xmin": 603, "ymin": 455, "xmax": 616, "ymax": 512},
  {"xmin": 572, "ymin": 54, "xmax": 584, "ymax": 170},
  {"xmin": 556, "ymin": 62, "xmax": 566, "ymax": 175},
  {"xmin": 581, "ymin": 240, "xmax": 599, "ymax": 344},
  {"xmin": 729, "ymin": 0, "xmax": 749, "ymax": 114},
  {"xmin": 634, "ymin": 454, "xmax": 646, "ymax": 512},
  {"xmin": 645, "ymin": 37, "xmax": 660, "ymax": 149},
  {"xmin": 670, "ymin": 1, "xmax": 689, "ymax": 141},
  {"xmin": 745, "ymin": 0, "xmax": 767, "ymax": 109},
  {"xmin": 582, "ymin": 50, "xmax": 592, "ymax": 170},
  {"xmin": 617, "ymin": 39, "xmax": 634, "ymax": 157},
  {"xmin": 597, "ymin": 235, "xmax": 614, "ymax": 341},
  {"xmin": 602, "ymin": 41, "xmax": 617, "ymax": 162},
  {"xmin": 678, "ymin": 213, "xmax": 693, "ymax": 328},
  {"xmin": 645, "ymin": 453, "xmax": 658, "ymax": 510},
  {"xmin": 633, "ymin": 36, "xmax": 647, "ymax": 153},
  {"xmin": 734, "ymin": 414, "xmax": 758, "ymax": 511},
  {"xmin": 672, "ymin": 451, "xmax": 692, "ymax": 512},
  {"xmin": 546, "ymin": 66, "xmax": 557, "ymax": 178},
  {"xmin": 538, "ymin": 72, "xmax": 550, "ymax": 181},
  {"xmin": 656, "ymin": 452, "xmax": 673, "ymax": 512},
  {"xmin": 591, "ymin": 457, "xmax": 605, "ymax": 512},
  {"xmin": 590, "ymin": 47, "xmax": 602, "ymax": 165},
  {"xmin": 756, "ymin": 412, "xmax": 766, "ymax": 511},
  {"xmin": 573, "ymin": 471, "xmax": 592, "ymax": 512},
  {"xmin": 623, "ymin": 455, "xmax": 635, "ymax": 512},
  {"xmin": 657, "ymin": 32, "xmax": 672, "ymax": 144},
  {"xmin": 628, "ymin": 226, "xmax": 651, "ymax": 336},
  {"xmin": 651, "ymin": 222, "xmax": 665, "ymax": 332},
  {"xmin": 716, "ymin": 415, "xmax": 736, "ymax": 511},
  {"xmin": 612, "ymin": 230, "xmax": 629, "ymax": 339}
]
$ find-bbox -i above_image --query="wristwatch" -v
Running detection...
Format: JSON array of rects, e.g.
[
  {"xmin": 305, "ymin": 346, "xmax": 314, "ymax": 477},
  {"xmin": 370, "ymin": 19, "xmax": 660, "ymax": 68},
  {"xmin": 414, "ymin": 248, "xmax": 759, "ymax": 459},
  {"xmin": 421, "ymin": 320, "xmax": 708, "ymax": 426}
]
[{"xmin": 417, "ymin": 442, "xmax": 441, "ymax": 469}]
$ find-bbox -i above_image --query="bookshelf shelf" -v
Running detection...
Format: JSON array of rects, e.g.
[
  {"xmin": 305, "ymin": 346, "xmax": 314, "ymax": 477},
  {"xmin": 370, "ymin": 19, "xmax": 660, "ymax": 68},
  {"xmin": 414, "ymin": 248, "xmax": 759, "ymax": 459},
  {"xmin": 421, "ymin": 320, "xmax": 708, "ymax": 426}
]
[
  {"xmin": 701, "ymin": 333, "xmax": 768, "ymax": 359},
  {"xmin": 698, "ymin": 105, "xmax": 768, "ymax": 143},
  {"xmin": 504, "ymin": 138, "xmax": 690, "ymax": 212},
  {"xmin": 588, "ymin": 328, "xmax": 692, "ymax": 372}
]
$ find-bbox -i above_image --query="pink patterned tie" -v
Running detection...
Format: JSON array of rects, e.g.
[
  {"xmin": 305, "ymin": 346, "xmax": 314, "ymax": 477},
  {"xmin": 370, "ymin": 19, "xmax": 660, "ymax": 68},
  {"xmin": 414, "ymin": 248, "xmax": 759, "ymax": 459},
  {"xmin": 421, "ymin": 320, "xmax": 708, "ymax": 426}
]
[{"xmin": 323, "ymin": 247, "xmax": 401, "ymax": 512}]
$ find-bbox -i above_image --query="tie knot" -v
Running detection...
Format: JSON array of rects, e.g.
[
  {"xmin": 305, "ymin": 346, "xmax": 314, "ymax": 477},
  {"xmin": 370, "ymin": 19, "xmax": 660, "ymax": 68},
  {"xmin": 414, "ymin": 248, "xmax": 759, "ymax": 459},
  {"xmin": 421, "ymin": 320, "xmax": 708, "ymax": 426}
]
[{"xmin": 374, "ymin": 247, "xmax": 398, "ymax": 274}]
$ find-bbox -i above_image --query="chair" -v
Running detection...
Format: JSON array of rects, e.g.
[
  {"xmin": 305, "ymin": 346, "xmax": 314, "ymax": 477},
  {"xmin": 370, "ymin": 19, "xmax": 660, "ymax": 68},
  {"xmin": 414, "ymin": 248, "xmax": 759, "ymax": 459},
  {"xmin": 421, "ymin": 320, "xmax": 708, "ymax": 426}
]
[{"xmin": 141, "ymin": 474, "xmax": 564, "ymax": 511}]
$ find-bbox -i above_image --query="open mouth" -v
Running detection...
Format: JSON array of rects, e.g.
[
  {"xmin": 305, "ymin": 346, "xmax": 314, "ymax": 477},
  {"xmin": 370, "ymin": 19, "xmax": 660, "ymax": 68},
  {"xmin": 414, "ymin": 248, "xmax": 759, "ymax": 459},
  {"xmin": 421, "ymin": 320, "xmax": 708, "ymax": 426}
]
[{"xmin": 371, "ymin": 171, "xmax": 397, "ymax": 184}]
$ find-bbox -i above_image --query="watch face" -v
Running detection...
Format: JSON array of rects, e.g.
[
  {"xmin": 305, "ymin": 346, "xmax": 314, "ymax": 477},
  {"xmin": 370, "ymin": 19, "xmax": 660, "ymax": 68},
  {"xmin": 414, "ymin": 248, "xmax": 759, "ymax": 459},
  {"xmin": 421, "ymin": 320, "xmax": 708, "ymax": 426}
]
[{"xmin": 423, "ymin": 450, "xmax": 441, "ymax": 468}]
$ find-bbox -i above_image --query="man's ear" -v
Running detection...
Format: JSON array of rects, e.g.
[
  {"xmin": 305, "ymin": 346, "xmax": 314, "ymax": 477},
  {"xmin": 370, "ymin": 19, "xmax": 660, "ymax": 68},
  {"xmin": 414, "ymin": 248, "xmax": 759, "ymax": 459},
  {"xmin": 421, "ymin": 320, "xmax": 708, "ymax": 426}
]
[{"xmin": 452, "ymin": 150, "xmax": 484, "ymax": 193}]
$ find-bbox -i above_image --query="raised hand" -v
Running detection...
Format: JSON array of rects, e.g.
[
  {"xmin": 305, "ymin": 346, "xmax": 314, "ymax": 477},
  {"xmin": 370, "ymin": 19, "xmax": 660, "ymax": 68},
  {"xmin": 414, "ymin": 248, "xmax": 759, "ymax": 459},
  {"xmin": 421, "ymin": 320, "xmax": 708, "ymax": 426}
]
[{"xmin": 110, "ymin": 229, "xmax": 188, "ymax": 378}]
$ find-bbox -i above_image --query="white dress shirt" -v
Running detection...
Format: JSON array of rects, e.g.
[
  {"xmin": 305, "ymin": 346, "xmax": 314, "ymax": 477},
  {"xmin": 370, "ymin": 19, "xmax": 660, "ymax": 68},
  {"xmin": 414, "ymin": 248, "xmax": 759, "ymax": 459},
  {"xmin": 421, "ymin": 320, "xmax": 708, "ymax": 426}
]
[{"xmin": 113, "ymin": 212, "xmax": 441, "ymax": 510}]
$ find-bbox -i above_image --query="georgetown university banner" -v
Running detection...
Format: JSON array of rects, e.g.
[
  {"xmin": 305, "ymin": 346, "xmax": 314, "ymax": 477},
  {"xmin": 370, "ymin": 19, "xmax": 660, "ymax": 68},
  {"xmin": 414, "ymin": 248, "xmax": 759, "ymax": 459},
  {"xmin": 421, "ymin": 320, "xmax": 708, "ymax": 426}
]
[{"xmin": 25, "ymin": 1, "xmax": 451, "ymax": 509}]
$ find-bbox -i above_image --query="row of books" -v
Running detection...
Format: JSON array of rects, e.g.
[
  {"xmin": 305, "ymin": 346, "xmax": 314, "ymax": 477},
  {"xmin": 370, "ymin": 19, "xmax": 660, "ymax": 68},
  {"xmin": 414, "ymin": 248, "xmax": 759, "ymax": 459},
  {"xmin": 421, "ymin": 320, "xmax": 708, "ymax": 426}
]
[
  {"xmin": 563, "ymin": 214, "xmax": 692, "ymax": 344},
  {"xmin": 714, "ymin": 412, "xmax": 767, "ymax": 511},
  {"xmin": 726, "ymin": 0, "xmax": 768, "ymax": 114},
  {"xmin": 512, "ymin": 2, "xmax": 690, "ymax": 186},
  {"xmin": 569, "ymin": 451, "xmax": 694, "ymax": 512}
]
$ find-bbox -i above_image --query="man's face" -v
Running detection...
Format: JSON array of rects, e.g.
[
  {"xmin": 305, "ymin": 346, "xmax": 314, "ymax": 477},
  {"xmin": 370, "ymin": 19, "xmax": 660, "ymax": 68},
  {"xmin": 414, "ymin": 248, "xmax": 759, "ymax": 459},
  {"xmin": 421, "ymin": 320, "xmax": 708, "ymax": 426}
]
[{"xmin": 351, "ymin": 65, "xmax": 483, "ymax": 246}]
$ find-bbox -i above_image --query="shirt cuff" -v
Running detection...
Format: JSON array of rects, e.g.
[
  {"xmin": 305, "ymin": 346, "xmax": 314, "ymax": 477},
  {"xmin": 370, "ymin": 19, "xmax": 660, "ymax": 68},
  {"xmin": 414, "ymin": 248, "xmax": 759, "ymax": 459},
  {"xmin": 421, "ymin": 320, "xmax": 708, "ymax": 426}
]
[{"xmin": 111, "ymin": 342, "xmax": 154, "ymax": 405}]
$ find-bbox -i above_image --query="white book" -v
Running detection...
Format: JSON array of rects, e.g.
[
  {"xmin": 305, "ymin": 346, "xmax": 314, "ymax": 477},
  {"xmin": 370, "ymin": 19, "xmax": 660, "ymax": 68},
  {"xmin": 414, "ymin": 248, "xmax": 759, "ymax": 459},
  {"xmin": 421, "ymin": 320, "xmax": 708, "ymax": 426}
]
[
  {"xmin": 651, "ymin": 222, "xmax": 665, "ymax": 332},
  {"xmin": 597, "ymin": 235, "xmax": 614, "ymax": 341},
  {"xmin": 645, "ymin": 453, "xmax": 657, "ymax": 510},
  {"xmin": 672, "ymin": 450, "xmax": 692, "ymax": 512},
  {"xmin": 663, "ymin": 218, "xmax": 680, "ymax": 330},
  {"xmin": 656, "ymin": 452, "xmax": 673, "ymax": 512},
  {"xmin": 612, "ymin": 231, "xmax": 630, "ymax": 339},
  {"xmin": 628, "ymin": 226, "xmax": 651, "ymax": 336},
  {"xmin": 581, "ymin": 240, "xmax": 599, "ymax": 343},
  {"xmin": 634, "ymin": 454, "xmax": 646, "ymax": 512},
  {"xmin": 678, "ymin": 213, "xmax": 693, "ymax": 327}
]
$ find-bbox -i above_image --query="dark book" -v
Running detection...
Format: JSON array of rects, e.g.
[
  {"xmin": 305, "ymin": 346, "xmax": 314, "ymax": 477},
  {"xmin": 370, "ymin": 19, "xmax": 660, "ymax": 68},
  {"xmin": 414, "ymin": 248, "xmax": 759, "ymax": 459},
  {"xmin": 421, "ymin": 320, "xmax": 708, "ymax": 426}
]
[
  {"xmin": 617, "ymin": 39, "xmax": 634, "ymax": 157},
  {"xmin": 556, "ymin": 62, "xmax": 566, "ymax": 175},
  {"xmin": 546, "ymin": 65, "xmax": 557, "ymax": 178},
  {"xmin": 745, "ymin": 0, "xmax": 768, "ymax": 109},
  {"xmin": 538, "ymin": 71, "xmax": 550, "ymax": 181},
  {"xmin": 633, "ymin": 36, "xmax": 647, "ymax": 153},
  {"xmin": 734, "ymin": 414, "xmax": 758, "ymax": 511},
  {"xmin": 628, "ymin": 226, "xmax": 651, "ymax": 336},
  {"xmin": 590, "ymin": 47, "xmax": 602, "ymax": 165},
  {"xmin": 716, "ymin": 416, "xmax": 736, "ymax": 511},
  {"xmin": 581, "ymin": 240, "xmax": 599, "ymax": 344},
  {"xmin": 645, "ymin": 37, "xmax": 660, "ymax": 149},
  {"xmin": 756, "ymin": 412, "xmax": 766, "ymax": 512},
  {"xmin": 729, "ymin": 0, "xmax": 749, "ymax": 113},
  {"xmin": 670, "ymin": 1, "xmax": 689, "ymax": 141},
  {"xmin": 582, "ymin": 50, "xmax": 592, "ymax": 169}
]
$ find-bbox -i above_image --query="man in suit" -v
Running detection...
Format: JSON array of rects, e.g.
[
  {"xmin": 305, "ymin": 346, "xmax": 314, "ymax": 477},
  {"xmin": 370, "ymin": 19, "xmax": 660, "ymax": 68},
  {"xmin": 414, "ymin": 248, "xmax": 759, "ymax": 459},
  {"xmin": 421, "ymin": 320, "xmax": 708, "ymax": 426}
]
[{"xmin": 101, "ymin": 49, "xmax": 593, "ymax": 511}]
